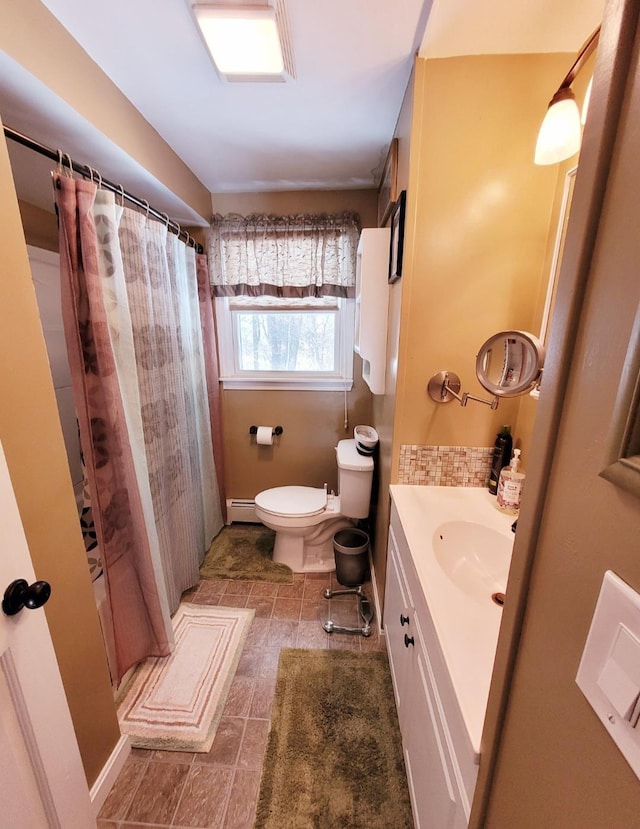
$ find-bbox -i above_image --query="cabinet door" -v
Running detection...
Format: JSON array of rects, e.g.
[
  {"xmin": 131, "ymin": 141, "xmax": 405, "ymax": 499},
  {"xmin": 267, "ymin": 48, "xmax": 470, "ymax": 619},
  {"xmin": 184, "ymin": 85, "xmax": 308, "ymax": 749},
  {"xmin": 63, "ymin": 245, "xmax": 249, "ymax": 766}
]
[
  {"xmin": 384, "ymin": 528, "xmax": 412, "ymax": 725},
  {"xmin": 404, "ymin": 644, "xmax": 464, "ymax": 829},
  {"xmin": 386, "ymin": 515, "xmax": 469, "ymax": 828}
]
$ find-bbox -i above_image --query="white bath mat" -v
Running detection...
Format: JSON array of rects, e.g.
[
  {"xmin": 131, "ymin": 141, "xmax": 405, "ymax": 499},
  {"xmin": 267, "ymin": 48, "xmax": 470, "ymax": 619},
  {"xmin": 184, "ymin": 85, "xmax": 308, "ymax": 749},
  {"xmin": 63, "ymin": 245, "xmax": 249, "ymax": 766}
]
[{"xmin": 117, "ymin": 602, "xmax": 254, "ymax": 752}]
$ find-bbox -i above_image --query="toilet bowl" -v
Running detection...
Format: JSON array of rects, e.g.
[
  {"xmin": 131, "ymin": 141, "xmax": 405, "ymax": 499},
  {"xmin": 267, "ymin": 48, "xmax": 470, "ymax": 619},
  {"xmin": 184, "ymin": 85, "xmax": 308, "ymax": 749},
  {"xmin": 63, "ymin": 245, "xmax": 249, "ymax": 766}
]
[{"xmin": 254, "ymin": 439, "xmax": 375, "ymax": 573}]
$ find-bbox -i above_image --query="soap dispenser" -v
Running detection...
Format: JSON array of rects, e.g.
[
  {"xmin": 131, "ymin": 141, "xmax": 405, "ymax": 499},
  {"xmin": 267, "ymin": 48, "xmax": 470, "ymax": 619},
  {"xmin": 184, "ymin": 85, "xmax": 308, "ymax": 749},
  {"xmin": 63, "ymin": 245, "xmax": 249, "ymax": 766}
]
[{"xmin": 497, "ymin": 449, "xmax": 525, "ymax": 514}]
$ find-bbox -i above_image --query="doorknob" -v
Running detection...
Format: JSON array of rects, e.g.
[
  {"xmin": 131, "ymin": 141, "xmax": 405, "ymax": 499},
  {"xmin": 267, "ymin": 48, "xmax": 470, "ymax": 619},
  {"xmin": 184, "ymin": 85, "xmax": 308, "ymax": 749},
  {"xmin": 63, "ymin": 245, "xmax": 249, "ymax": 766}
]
[{"xmin": 2, "ymin": 579, "xmax": 51, "ymax": 616}]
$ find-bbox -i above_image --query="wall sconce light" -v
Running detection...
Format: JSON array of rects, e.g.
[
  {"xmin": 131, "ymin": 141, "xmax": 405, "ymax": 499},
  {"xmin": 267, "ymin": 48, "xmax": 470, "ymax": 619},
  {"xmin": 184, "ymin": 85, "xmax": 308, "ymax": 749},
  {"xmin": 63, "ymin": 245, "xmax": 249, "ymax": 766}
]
[
  {"xmin": 534, "ymin": 26, "xmax": 600, "ymax": 166},
  {"xmin": 192, "ymin": 1, "xmax": 295, "ymax": 82}
]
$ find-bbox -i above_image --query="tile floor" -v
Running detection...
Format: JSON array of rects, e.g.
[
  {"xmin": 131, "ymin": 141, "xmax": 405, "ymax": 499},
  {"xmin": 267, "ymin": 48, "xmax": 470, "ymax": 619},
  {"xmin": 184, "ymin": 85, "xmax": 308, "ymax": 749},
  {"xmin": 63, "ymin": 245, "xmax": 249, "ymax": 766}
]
[{"xmin": 97, "ymin": 571, "xmax": 386, "ymax": 829}]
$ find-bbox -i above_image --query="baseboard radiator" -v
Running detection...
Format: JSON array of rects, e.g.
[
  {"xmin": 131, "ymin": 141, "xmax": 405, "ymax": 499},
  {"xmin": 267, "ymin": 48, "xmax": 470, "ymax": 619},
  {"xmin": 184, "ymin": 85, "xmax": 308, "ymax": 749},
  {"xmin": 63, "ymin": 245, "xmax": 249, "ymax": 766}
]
[{"xmin": 226, "ymin": 499, "xmax": 260, "ymax": 524}]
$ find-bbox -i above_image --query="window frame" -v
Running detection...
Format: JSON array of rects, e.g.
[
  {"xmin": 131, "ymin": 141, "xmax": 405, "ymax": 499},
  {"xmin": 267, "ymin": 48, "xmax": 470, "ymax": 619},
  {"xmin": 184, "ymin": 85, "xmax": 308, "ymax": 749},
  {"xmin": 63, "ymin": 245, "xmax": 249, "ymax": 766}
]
[{"xmin": 215, "ymin": 296, "xmax": 354, "ymax": 391}]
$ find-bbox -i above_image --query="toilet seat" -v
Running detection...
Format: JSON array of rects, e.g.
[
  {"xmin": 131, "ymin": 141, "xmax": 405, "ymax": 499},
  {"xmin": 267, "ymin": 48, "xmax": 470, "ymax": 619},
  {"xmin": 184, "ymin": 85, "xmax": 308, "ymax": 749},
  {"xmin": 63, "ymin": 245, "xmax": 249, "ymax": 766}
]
[
  {"xmin": 253, "ymin": 438, "xmax": 373, "ymax": 573},
  {"xmin": 255, "ymin": 485, "xmax": 327, "ymax": 519}
]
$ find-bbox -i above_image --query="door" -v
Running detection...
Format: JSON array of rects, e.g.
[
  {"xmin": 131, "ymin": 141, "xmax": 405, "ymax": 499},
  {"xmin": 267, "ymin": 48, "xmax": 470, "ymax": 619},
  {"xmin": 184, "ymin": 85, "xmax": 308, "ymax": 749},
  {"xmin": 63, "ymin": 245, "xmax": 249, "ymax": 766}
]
[{"xmin": 0, "ymin": 438, "xmax": 95, "ymax": 829}]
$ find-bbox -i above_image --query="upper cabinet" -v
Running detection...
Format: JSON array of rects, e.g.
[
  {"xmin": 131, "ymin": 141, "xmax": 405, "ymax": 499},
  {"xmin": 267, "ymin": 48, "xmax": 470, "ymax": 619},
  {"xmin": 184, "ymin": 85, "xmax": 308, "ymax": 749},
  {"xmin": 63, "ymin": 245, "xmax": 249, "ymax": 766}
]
[{"xmin": 354, "ymin": 228, "xmax": 390, "ymax": 394}]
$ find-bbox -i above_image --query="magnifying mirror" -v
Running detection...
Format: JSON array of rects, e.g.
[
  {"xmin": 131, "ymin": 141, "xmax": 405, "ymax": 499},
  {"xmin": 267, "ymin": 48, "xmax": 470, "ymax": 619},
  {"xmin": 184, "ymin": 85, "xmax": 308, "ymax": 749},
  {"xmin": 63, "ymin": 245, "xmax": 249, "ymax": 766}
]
[
  {"xmin": 476, "ymin": 330, "xmax": 545, "ymax": 397},
  {"xmin": 427, "ymin": 330, "xmax": 545, "ymax": 409}
]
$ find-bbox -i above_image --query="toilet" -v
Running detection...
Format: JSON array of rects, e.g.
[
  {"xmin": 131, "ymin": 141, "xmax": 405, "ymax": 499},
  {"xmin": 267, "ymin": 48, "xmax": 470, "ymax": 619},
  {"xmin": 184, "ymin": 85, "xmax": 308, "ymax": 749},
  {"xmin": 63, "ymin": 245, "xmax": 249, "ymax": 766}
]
[{"xmin": 254, "ymin": 439, "xmax": 374, "ymax": 572}]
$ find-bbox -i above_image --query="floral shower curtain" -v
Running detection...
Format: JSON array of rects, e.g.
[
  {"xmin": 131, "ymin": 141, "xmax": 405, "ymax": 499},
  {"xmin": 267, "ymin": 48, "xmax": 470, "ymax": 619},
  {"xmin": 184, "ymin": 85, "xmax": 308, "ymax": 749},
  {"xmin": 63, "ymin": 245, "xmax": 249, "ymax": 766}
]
[
  {"xmin": 117, "ymin": 209, "xmax": 220, "ymax": 611},
  {"xmin": 56, "ymin": 175, "xmax": 222, "ymax": 682},
  {"xmin": 196, "ymin": 254, "xmax": 226, "ymax": 523}
]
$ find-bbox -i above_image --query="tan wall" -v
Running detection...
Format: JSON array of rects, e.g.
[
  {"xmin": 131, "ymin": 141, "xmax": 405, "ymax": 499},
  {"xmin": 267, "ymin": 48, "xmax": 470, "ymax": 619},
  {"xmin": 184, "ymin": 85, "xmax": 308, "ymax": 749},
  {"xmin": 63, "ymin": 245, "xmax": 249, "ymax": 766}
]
[
  {"xmin": 213, "ymin": 189, "xmax": 377, "ymax": 501},
  {"xmin": 0, "ymin": 126, "xmax": 120, "ymax": 786},
  {"xmin": 393, "ymin": 53, "xmax": 569, "ymax": 472},
  {"xmin": 369, "ymin": 53, "xmax": 568, "ymax": 609},
  {"xmin": 224, "ymin": 376, "xmax": 372, "ymax": 497},
  {"xmin": 371, "ymin": 71, "xmax": 415, "ymax": 599},
  {"xmin": 2, "ymin": 0, "xmax": 211, "ymax": 221}
]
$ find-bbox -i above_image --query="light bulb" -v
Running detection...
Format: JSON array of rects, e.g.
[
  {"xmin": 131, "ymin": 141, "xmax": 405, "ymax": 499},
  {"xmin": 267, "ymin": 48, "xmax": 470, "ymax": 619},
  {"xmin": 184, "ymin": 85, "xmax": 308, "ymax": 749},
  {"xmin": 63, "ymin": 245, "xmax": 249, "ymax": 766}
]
[{"xmin": 534, "ymin": 87, "xmax": 582, "ymax": 166}]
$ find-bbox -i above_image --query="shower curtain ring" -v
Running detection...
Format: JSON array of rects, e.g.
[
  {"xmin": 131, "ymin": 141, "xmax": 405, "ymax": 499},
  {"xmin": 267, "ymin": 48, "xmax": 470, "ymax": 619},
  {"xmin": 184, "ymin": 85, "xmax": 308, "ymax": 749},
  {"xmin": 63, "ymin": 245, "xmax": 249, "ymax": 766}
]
[
  {"xmin": 84, "ymin": 164, "xmax": 102, "ymax": 190},
  {"xmin": 161, "ymin": 212, "xmax": 170, "ymax": 227},
  {"xmin": 85, "ymin": 166, "xmax": 101, "ymax": 190},
  {"xmin": 141, "ymin": 199, "xmax": 150, "ymax": 219},
  {"xmin": 116, "ymin": 184, "xmax": 125, "ymax": 207},
  {"xmin": 63, "ymin": 152, "xmax": 74, "ymax": 178}
]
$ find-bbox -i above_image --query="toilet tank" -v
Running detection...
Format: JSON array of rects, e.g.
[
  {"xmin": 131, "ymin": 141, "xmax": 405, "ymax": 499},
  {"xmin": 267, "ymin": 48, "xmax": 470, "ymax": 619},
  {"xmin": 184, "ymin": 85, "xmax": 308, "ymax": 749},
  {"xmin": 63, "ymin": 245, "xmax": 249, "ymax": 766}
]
[{"xmin": 336, "ymin": 439, "xmax": 374, "ymax": 519}]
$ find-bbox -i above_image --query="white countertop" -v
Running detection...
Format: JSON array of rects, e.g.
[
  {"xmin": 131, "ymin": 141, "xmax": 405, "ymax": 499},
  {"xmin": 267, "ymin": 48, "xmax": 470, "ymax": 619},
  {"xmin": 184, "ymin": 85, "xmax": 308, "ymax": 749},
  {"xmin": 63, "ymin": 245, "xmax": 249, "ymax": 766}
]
[{"xmin": 390, "ymin": 485, "xmax": 515, "ymax": 757}]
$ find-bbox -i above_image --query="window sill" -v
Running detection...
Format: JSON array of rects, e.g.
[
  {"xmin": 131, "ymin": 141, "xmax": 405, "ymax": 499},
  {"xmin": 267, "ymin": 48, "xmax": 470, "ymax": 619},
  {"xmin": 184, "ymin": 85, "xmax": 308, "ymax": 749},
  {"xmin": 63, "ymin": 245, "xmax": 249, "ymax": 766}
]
[{"xmin": 221, "ymin": 378, "xmax": 354, "ymax": 392}]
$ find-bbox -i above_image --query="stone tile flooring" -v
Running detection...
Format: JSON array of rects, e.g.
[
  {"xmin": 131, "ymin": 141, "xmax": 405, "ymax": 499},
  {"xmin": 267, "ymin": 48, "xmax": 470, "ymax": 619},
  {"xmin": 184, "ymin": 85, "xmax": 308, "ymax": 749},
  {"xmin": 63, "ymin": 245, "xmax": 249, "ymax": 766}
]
[{"xmin": 97, "ymin": 572, "xmax": 385, "ymax": 829}]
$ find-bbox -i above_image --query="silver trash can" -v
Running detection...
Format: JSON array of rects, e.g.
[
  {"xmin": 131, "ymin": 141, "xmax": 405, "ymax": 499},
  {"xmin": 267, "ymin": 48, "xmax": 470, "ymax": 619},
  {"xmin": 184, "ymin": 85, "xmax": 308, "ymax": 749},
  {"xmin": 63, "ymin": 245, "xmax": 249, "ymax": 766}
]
[{"xmin": 333, "ymin": 528, "xmax": 369, "ymax": 587}]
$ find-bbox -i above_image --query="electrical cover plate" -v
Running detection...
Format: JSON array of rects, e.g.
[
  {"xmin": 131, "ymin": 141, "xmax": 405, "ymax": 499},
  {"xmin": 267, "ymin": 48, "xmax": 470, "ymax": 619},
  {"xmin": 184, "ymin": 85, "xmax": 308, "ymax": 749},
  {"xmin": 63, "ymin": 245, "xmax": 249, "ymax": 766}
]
[{"xmin": 576, "ymin": 570, "xmax": 640, "ymax": 779}]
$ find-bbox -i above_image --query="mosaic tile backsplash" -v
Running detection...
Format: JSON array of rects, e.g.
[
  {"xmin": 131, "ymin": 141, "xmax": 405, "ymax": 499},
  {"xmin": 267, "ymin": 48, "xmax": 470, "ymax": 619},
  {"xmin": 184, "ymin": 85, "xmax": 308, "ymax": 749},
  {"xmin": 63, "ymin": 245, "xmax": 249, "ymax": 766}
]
[{"xmin": 398, "ymin": 445, "xmax": 493, "ymax": 487}]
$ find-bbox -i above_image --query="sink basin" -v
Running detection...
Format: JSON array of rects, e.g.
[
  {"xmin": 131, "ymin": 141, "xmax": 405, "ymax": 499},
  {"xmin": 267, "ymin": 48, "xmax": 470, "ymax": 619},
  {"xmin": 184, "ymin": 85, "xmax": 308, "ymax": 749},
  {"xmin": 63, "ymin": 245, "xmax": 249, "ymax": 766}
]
[{"xmin": 433, "ymin": 521, "xmax": 513, "ymax": 604}]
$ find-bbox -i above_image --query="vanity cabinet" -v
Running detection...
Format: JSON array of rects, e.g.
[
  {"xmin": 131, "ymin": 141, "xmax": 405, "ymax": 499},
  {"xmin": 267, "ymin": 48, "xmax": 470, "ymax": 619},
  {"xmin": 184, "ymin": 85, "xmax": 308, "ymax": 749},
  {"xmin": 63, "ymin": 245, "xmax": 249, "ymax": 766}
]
[
  {"xmin": 354, "ymin": 228, "xmax": 390, "ymax": 395},
  {"xmin": 385, "ymin": 503, "xmax": 475, "ymax": 829}
]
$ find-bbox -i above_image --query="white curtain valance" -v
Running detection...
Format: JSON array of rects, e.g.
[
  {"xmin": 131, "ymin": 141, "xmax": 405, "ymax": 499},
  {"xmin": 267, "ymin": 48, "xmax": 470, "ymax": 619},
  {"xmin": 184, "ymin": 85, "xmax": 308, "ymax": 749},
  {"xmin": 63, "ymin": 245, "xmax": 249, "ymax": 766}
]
[{"xmin": 207, "ymin": 212, "xmax": 361, "ymax": 298}]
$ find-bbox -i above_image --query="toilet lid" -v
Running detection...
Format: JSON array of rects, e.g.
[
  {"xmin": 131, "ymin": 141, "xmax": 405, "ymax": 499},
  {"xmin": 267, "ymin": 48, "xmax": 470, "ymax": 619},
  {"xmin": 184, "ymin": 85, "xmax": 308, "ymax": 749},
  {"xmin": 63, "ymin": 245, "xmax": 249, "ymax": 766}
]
[{"xmin": 255, "ymin": 486, "xmax": 327, "ymax": 518}]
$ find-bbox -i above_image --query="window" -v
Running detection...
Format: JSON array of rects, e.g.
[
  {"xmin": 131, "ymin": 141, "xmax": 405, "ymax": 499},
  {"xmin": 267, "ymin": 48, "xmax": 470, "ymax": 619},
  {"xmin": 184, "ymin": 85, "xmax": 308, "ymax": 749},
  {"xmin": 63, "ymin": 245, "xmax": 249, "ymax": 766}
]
[
  {"xmin": 207, "ymin": 211, "xmax": 360, "ymax": 390},
  {"xmin": 216, "ymin": 295, "xmax": 354, "ymax": 390}
]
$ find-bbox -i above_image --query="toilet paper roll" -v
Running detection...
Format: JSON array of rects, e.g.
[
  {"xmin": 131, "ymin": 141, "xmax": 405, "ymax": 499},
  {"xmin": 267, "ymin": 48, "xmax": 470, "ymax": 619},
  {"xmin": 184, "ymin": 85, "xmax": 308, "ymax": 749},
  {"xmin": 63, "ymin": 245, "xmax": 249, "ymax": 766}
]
[{"xmin": 256, "ymin": 426, "xmax": 274, "ymax": 446}]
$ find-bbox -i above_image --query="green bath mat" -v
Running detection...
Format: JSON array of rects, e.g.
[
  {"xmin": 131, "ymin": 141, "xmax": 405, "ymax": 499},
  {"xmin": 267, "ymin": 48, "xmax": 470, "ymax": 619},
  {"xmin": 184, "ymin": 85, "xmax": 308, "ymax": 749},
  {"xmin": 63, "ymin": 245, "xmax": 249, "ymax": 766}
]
[
  {"xmin": 200, "ymin": 524, "xmax": 293, "ymax": 584},
  {"xmin": 255, "ymin": 649, "xmax": 414, "ymax": 829}
]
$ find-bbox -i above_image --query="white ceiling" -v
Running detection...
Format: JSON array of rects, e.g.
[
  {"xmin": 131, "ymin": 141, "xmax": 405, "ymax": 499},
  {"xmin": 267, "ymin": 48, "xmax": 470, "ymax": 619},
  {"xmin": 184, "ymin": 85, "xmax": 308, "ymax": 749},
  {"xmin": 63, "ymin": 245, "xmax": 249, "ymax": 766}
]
[
  {"xmin": 2, "ymin": 0, "xmax": 604, "ymax": 223},
  {"xmin": 34, "ymin": 0, "xmax": 432, "ymax": 195}
]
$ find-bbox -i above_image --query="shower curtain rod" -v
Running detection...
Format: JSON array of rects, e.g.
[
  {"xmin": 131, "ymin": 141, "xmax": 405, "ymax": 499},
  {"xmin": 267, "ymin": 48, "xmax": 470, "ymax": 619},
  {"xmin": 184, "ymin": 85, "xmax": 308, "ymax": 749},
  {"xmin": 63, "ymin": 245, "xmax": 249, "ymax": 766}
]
[{"xmin": 4, "ymin": 125, "xmax": 204, "ymax": 254}]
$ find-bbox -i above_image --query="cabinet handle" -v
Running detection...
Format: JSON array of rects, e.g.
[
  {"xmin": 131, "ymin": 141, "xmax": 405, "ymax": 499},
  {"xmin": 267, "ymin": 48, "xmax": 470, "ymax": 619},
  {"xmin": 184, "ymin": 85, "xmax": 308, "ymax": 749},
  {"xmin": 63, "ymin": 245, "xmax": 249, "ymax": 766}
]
[
  {"xmin": 400, "ymin": 614, "xmax": 410, "ymax": 627},
  {"xmin": 404, "ymin": 633, "xmax": 415, "ymax": 648}
]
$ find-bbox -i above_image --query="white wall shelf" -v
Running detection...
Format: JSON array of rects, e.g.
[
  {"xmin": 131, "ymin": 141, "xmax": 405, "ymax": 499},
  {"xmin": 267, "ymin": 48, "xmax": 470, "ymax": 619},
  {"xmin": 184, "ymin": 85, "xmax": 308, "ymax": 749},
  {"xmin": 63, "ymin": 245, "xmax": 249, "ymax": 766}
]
[{"xmin": 354, "ymin": 228, "xmax": 390, "ymax": 395}]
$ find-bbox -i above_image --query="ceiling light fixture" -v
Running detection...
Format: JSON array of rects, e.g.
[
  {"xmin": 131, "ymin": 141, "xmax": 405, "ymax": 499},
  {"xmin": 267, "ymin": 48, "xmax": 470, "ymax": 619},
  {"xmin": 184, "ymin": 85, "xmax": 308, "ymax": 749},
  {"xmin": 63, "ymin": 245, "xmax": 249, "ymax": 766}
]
[
  {"xmin": 534, "ymin": 26, "xmax": 600, "ymax": 166},
  {"xmin": 192, "ymin": 1, "xmax": 295, "ymax": 83}
]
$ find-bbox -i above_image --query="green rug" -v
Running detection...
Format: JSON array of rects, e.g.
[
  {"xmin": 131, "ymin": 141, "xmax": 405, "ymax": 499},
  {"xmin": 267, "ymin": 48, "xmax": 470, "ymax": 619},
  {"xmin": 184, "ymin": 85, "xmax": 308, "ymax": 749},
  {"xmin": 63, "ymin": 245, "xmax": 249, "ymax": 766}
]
[
  {"xmin": 200, "ymin": 524, "xmax": 293, "ymax": 584},
  {"xmin": 255, "ymin": 649, "xmax": 414, "ymax": 829}
]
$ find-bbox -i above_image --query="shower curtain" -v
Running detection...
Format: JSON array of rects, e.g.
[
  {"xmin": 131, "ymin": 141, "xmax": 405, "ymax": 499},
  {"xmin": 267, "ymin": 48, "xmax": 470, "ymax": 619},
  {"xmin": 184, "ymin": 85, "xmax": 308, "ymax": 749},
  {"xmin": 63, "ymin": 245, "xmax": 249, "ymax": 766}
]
[
  {"xmin": 196, "ymin": 254, "xmax": 226, "ymax": 523},
  {"xmin": 56, "ymin": 175, "xmax": 223, "ymax": 682}
]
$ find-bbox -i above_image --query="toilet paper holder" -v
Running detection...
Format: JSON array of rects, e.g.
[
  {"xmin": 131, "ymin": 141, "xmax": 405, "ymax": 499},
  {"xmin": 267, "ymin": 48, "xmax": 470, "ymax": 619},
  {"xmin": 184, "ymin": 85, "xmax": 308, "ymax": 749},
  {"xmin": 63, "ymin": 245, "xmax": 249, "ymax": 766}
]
[{"xmin": 249, "ymin": 425, "xmax": 284, "ymax": 436}]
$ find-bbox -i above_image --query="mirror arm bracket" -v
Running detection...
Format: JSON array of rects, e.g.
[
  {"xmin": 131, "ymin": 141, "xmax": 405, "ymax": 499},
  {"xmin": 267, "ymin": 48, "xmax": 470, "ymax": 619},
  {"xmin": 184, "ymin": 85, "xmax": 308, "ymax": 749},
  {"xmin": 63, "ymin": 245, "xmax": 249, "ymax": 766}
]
[
  {"xmin": 462, "ymin": 390, "xmax": 500, "ymax": 410},
  {"xmin": 427, "ymin": 371, "xmax": 500, "ymax": 409},
  {"xmin": 427, "ymin": 331, "xmax": 544, "ymax": 411}
]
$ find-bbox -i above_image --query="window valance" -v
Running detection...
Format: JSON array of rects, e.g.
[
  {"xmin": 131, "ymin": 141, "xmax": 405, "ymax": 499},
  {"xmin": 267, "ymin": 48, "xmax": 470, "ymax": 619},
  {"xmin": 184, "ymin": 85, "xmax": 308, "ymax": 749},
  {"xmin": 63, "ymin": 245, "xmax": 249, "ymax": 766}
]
[{"xmin": 206, "ymin": 212, "xmax": 361, "ymax": 298}]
